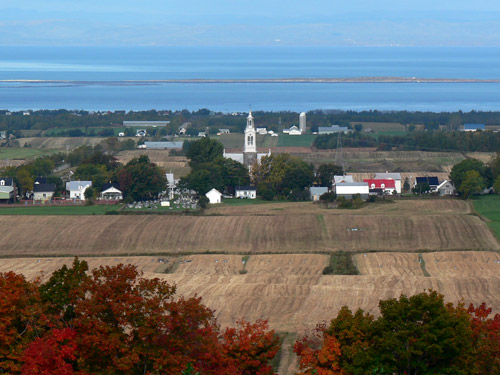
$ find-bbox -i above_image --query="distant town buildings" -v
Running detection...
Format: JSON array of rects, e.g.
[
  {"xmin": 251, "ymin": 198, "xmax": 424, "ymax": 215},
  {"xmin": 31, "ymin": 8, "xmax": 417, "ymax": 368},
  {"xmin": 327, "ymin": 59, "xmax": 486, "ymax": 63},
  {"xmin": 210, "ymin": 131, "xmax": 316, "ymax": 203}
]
[{"xmin": 462, "ymin": 124, "xmax": 485, "ymax": 132}]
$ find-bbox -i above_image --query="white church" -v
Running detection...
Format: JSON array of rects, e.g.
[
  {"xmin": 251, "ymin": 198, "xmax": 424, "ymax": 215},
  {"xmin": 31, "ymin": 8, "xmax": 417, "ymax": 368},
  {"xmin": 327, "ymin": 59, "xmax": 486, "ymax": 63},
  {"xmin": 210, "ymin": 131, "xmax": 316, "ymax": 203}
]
[{"xmin": 223, "ymin": 111, "xmax": 271, "ymax": 167}]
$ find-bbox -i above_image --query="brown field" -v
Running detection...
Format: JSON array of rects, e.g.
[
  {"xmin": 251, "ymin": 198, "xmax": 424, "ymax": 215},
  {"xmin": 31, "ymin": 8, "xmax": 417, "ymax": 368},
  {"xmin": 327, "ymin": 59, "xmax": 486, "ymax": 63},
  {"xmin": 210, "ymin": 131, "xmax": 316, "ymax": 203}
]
[
  {"xmin": 3, "ymin": 253, "xmax": 500, "ymax": 332},
  {"xmin": 116, "ymin": 150, "xmax": 190, "ymax": 176},
  {"xmin": 4, "ymin": 250, "xmax": 500, "ymax": 375},
  {"xmin": 0, "ymin": 200, "xmax": 496, "ymax": 258},
  {"xmin": 17, "ymin": 137, "xmax": 108, "ymax": 149},
  {"xmin": 296, "ymin": 150, "xmax": 495, "ymax": 174}
]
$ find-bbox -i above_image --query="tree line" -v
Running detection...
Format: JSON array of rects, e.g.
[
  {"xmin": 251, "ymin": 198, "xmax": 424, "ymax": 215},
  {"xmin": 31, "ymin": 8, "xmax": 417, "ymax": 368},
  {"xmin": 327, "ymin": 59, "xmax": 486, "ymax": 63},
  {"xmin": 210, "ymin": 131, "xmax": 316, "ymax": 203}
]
[
  {"xmin": 3, "ymin": 109, "xmax": 500, "ymax": 137},
  {"xmin": 314, "ymin": 130, "xmax": 500, "ymax": 152}
]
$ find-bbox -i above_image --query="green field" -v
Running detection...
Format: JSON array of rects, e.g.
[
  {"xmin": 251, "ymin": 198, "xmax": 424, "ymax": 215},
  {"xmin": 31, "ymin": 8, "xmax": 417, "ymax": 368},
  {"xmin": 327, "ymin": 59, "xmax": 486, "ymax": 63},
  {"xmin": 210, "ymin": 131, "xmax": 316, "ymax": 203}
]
[
  {"xmin": 473, "ymin": 195, "xmax": 500, "ymax": 240},
  {"xmin": 277, "ymin": 134, "xmax": 317, "ymax": 147},
  {"xmin": 0, "ymin": 204, "xmax": 121, "ymax": 215},
  {"xmin": 221, "ymin": 198, "xmax": 273, "ymax": 206},
  {"xmin": 0, "ymin": 148, "xmax": 60, "ymax": 160}
]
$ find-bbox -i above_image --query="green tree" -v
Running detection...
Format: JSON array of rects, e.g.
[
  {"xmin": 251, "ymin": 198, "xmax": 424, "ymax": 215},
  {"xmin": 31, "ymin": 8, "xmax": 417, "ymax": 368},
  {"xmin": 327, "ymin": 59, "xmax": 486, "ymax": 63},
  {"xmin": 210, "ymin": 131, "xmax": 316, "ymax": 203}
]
[
  {"xmin": 16, "ymin": 168, "xmax": 34, "ymax": 197},
  {"xmin": 185, "ymin": 137, "xmax": 224, "ymax": 169},
  {"xmin": 354, "ymin": 124, "xmax": 363, "ymax": 132},
  {"xmin": 412, "ymin": 182, "xmax": 430, "ymax": 195},
  {"xmin": 403, "ymin": 177, "xmax": 410, "ymax": 193},
  {"xmin": 450, "ymin": 158, "xmax": 493, "ymax": 193},
  {"xmin": 372, "ymin": 291, "xmax": 473, "ymax": 375},
  {"xmin": 316, "ymin": 164, "xmax": 343, "ymax": 186},
  {"xmin": 74, "ymin": 164, "xmax": 110, "ymax": 192},
  {"xmin": 494, "ymin": 175, "xmax": 500, "ymax": 194},
  {"xmin": 459, "ymin": 170, "xmax": 485, "ymax": 199},
  {"xmin": 252, "ymin": 154, "xmax": 314, "ymax": 200},
  {"xmin": 116, "ymin": 155, "xmax": 167, "ymax": 201},
  {"xmin": 39, "ymin": 257, "xmax": 89, "ymax": 322}
]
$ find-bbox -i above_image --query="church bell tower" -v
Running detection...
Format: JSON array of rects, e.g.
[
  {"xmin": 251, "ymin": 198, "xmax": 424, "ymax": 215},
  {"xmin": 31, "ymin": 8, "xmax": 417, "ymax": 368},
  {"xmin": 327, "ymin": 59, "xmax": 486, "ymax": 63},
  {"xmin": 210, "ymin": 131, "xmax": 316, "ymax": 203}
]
[{"xmin": 243, "ymin": 110, "xmax": 257, "ymax": 166}]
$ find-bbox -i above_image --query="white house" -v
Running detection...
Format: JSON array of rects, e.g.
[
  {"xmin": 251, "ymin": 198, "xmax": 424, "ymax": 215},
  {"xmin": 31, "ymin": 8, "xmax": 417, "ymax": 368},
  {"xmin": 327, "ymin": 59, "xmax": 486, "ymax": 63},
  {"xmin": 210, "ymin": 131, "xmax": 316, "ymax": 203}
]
[
  {"xmin": 33, "ymin": 183, "xmax": 56, "ymax": 202},
  {"xmin": 437, "ymin": 180, "xmax": 456, "ymax": 196},
  {"xmin": 66, "ymin": 181, "xmax": 92, "ymax": 200},
  {"xmin": 335, "ymin": 182, "xmax": 369, "ymax": 199},
  {"xmin": 374, "ymin": 172, "xmax": 402, "ymax": 194},
  {"xmin": 100, "ymin": 183, "xmax": 123, "ymax": 200},
  {"xmin": 256, "ymin": 127, "xmax": 267, "ymax": 135},
  {"xmin": 205, "ymin": 188, "xmax": 222, "ymax": 204},
  {"xmin": 235, "ymin": 186, "xmax": 257, "ymax": 199}
]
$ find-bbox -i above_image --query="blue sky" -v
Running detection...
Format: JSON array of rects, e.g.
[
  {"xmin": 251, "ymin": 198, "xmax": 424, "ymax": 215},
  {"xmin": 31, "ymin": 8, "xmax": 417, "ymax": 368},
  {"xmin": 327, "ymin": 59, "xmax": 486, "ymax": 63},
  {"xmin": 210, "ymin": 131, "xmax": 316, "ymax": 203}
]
[{"xmin": 1, "ymin": 0, "xmax": 500, "ymax": 46}]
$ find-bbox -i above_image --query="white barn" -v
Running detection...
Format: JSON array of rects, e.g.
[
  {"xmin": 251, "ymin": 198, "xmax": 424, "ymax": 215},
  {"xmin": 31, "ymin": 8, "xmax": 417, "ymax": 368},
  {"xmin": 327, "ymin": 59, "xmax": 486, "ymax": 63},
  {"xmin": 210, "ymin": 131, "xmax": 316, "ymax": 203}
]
[
  {"xmin": 335, "ymin": 182, "xmax": 369, "ymax": 199},
  {"xmin": 66, "ymin": 181, "xmax": 92, "ymax": 200},
  {"xmin": 205, "ymin": 188, "xmax": 222, "ymax": 204}
]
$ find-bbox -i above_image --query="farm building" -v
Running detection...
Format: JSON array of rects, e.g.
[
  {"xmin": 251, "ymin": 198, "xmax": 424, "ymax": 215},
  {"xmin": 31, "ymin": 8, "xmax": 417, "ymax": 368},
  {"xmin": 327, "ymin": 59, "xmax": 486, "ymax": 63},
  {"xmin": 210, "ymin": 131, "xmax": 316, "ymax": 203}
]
[
  {"xmin": 33, "ymin": 183, "xmax": 55, "ymax": 202},
  {"xmin": 364, "ymin": 179, "xmax": 396, "ymax": 195},
  {"xmin": 144, "ymin": 141, "xmax": 184, "ymax": 150},
  {"xmin": 235, "ymin": 186, "xmax": 257, "ymax": 199},
  {"xmin": 318, "ymin": 125, "xmax": 349, "ymax": 134},
  {"xmin": 100, "ymin": 183, "xmax": 123, "ymax": 200},
  {"xmin": 66, "ymin": 181, "xmax": 92, "ymax": 200},
  {"xmin": 206, "ymin": 188, "xmax": 222, "ymax": 204},
  {"xmin": 283, "ymin": 125, "xmax": 302, "ymax": 135},
  {"xmin": 333, "ymin": 175, "xmax": 354, "ymax": 185},
  {"xmin": 437, "ymin": 180, "xmax": 456, "ymax": 196},
  {"xmin": 374, "ymin": 172, "xmax": 402, "ymax": 194},
  {"xmin": 414, "ymin": 176, "xmax": 440, "ymax": 192},
  {"xmin": 462, "ymin": 124, "xmax": 485, "ymax": 132},
  {"xmin": 335, "ymin": 182, "xmax": 369, "ymax": 199},
  {"xmin": 0, "ymin": 177, "xmax": 15, "ymax": 203},
  {"xmin": 218, "ymin": 129, "xmax": 230, "ymax": 134},
  {"xmin": 310, "ymin": 186, "xmax": 329, "ymax": 201}
]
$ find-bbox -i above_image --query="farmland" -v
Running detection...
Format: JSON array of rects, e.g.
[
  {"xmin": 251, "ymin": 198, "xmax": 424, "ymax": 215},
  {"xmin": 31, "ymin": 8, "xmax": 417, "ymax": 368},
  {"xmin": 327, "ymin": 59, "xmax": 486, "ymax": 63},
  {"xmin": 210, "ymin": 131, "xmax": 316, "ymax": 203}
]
[
  {"xmin": 0, "ymin": 200, "xmax": 496, "ymax": 257},
  {"xmin": 473, "ymin": 195, "xmax": 500, "ymax": 240},
  {"xmin": 2, "ymin": 198, "xmax": 499, "ymax": 375}
]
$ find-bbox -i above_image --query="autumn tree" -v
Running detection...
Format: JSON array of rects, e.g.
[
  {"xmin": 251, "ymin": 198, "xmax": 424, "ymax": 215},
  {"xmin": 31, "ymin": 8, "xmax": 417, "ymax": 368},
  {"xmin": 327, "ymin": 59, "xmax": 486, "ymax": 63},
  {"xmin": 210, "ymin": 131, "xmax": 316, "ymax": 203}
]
[
  {"xmin": 294, "ymin": 326, "xmax": 345, "ymax": 375},
  {"xmin": 0, "ymin": 272, "xmax": 44, "ymax": 374},
  {"xmin": 468, "ymin": 302, "xmax": 500, "ymax": 375},
  {"xmin": 221, "ymin": 319, "xmax": 280, "ymax": 375},
  {"xmin": 21, "ymin": 328, "xmax": 84, "ymax": 375}
]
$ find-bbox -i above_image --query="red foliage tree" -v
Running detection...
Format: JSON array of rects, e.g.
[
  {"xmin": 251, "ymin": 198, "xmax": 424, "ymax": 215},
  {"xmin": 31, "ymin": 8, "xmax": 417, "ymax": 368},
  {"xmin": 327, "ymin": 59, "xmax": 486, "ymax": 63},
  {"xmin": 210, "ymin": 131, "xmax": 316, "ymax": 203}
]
[
  {"xmin": 21, "ymin": 328, "xmax": 85, "ymax": 375},
  {"xmin": 468, "ymin": 302, "xmax": 500, "ymax": 375},
  {"xmin": 221, "ymin": 319, "xmax": 280, "ymax": 375},
  {"xmin": 294, "ymin": 326, "xmax": 345, "ymax": 375},
  {"xmin": 0, "ymin": 272, "xmax": 44, "ymax": 374},
  {"xmin": 71, "ymin": 264, "xmax": 236, "ymax": 375}
]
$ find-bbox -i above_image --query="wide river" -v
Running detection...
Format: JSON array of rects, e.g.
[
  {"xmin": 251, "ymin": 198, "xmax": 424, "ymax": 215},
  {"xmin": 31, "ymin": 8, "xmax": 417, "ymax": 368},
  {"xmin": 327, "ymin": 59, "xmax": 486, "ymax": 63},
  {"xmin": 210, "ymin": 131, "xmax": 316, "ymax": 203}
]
[{"xmin": 1, "ymin": 46, "xmax": 500, "ymax": 112}]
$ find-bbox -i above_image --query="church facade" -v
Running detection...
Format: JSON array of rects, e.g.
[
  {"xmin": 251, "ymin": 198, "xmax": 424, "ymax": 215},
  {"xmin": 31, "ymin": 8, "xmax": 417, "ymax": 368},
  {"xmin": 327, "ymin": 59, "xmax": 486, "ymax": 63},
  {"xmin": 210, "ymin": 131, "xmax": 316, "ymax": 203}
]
[{"xmin": 223, "ymin": 111, "xmax": 271, "ymax": 167}]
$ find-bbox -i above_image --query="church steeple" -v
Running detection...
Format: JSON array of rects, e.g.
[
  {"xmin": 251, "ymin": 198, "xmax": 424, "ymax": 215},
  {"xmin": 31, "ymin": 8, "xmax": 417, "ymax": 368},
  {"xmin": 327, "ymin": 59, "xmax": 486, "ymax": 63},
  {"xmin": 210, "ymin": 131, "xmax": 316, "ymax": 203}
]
[{"xmin": 244, "ymin": 110, "xmax": 256, "ymax": 154}]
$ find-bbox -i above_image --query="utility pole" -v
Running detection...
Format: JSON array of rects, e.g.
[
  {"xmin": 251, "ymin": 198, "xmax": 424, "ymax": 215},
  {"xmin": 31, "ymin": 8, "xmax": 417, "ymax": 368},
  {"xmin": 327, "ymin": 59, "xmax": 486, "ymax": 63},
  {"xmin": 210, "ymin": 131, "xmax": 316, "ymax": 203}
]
[{"xmin": 334, "ymin": 132, "xmax": 345, "ymax": 174}]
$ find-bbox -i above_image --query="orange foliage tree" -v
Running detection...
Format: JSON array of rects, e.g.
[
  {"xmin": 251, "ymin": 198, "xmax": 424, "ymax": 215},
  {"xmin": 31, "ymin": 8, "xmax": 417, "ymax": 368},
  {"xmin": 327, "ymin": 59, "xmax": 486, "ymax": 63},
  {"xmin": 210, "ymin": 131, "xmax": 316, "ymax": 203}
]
[{"xmin": 294, "ymin": 325, "xmax": 345, "ymax": 375}]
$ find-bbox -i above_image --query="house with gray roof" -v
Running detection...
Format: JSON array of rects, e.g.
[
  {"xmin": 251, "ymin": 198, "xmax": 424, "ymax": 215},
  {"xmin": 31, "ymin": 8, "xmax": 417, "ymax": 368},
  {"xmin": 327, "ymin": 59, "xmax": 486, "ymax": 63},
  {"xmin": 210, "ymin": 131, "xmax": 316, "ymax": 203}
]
[{"xmin": 66, "ymin": 181, "xmax": 92, "ymax": 200}]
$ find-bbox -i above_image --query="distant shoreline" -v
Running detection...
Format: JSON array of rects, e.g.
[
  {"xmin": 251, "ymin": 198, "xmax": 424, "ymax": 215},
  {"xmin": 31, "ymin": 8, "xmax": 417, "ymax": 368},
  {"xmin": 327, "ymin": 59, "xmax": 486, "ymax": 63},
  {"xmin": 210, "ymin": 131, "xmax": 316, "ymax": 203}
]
[{"xmin": 2, "ymin": 77, "xmax": 500, "ymax": 85}]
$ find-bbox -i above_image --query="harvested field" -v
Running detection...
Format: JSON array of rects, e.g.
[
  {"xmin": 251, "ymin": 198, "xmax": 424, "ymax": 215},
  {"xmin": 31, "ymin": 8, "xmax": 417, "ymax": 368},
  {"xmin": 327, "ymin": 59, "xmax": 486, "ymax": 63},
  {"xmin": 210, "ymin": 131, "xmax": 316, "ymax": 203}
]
[
  {"xmin": 0, "ymin": 199, "xmax": 496, "ymax": 257},
  {"xmin": 354, "ymin": 253, "xmax": 423, "ymax": 276},
  {"xmin": 17, "ymin": 137, "xmax": 107, "ymax": 149},
  {"xmin": 4, "ymin": 252, "xmax": 500, "ymax": 375},
  {"xmin": 4, "ymin": 253, "xmax": 500, "ymax": 334},
  {"xmin": 423, "ymin": 251, "xmax": 500, "ymax": 277}
]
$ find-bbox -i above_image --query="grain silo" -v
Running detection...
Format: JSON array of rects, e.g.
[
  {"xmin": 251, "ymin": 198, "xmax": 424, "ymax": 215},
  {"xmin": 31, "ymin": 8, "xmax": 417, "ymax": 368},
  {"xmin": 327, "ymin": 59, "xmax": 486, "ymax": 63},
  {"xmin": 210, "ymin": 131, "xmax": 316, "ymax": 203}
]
[{"xmin": 299, "ymin": 112, "xmax": 306, "ymax": 134}]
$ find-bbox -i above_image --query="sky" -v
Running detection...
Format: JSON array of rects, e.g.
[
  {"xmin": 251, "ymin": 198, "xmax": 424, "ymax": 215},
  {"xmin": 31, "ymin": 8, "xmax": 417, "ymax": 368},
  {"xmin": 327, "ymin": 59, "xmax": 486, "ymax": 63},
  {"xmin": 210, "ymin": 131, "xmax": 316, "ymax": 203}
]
[{"xmin": 1, "ymin": 0, "xmax": 500, "ymax": 46}]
